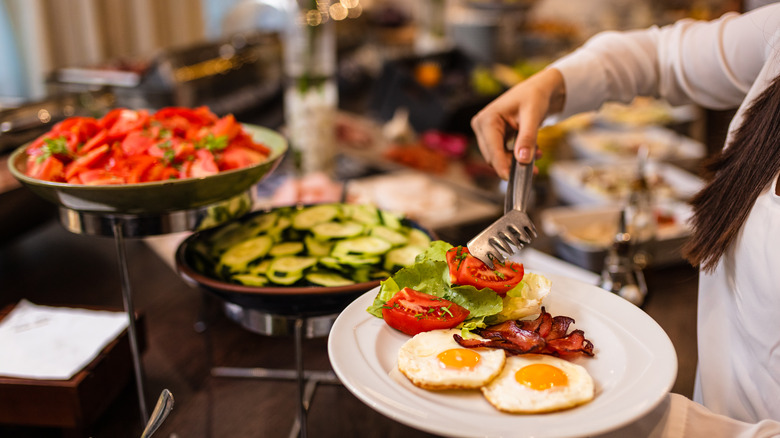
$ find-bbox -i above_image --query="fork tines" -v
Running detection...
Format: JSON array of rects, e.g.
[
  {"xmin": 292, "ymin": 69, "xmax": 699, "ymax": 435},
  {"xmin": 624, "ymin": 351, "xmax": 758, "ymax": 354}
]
[{"xmin": 489, "ymin": 223, "xmax": 536, "ymax": 256}]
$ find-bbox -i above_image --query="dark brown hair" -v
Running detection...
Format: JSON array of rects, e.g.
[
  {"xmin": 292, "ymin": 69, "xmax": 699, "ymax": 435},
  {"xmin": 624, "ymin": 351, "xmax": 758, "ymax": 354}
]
[{"xmin": 683, "ymin": 73, "xmax": 780, "ymax": 272}]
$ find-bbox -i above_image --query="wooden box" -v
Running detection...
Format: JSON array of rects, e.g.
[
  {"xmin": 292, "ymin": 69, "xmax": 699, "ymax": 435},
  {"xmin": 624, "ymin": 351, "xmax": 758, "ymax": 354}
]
[{"xmin": 0, "ymin": 303, "xmax": 145, "ymax": 430}]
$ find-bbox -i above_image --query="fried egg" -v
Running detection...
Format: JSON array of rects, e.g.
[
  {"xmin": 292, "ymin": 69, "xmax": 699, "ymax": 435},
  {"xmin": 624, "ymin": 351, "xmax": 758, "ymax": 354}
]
[
  {"xmin": 481, "ymin": 354, "xmax": 594, "ymax": 413},
  {"xmin": 397, "ymin": 329, "xmax": 506, "ymax": 390}
]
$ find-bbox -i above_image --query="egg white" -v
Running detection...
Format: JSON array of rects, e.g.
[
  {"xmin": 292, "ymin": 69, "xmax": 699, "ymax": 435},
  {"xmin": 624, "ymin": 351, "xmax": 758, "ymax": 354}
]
[
  {"xmin": 397, "ymin": 329, "xmax": 506, "ymax": 390},
  {"xmin": 481, "ymin": 354, "xmax": 595, "ymax": 413}
]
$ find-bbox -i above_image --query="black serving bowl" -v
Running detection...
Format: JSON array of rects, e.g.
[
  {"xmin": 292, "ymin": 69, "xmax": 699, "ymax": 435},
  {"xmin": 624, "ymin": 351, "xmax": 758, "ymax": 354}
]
[{"xmin": 175, "ymin": 205, "xmax": 435, "ymax": 317}]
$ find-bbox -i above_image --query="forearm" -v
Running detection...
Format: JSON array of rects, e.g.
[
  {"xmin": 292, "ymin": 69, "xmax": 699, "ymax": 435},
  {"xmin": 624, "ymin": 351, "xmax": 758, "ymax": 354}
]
[{"xmin": 550, "ymin": 5, "xmax": 780, "ymax": 118}]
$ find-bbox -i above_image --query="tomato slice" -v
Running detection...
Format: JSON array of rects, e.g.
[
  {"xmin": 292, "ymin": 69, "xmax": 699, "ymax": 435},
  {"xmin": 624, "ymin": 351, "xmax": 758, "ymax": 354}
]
[
  {"xmin": 121, "ymin": 131, "xmax": 155, "ymax": 156},
  {"xmin": 152, "ymin": 106, "xmax": 217, "ymax": 128},
  {"xmin": 80, "ymin": 129, "xmax": 108, "ymax": 154},
  {"xmin": 27, "ymin": 156, "xmax": 65, "ymax": 182},
  {"xmin": 78, "ymin": 169, "xmax": 124, "ymax": 185},
  {"xmin": 218, "ymin": 144, "xmax": 265, "ymax": 170},
  {"xmin": 104, "ymin": 109, "xmax": 150, "ymax": 140},
  {"xmin": 54, "ymin": 116, "xmax": 101, "ymax": 143},
  {"xmin": 445, "ymin": 246, "xmax": 524, "ymax": 297},
  {"xmin": 381, "ymin": 287, "xmax": 470, "ymax": 336},
  {"xmin": 210, "ymin": 114, "xmax": 241, "ymax": 140},
  {"xmin": 189, "ymin": 149, "xmax": 219, "ymax": 177},
  {"xmin": 64, "ymin": 144, "xmax": 110, "ymax": 180}
]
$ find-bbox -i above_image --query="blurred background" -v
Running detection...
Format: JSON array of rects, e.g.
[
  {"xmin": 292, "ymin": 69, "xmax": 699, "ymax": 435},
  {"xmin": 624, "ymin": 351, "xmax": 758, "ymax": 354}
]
[{"xmin": 0, "ymin": 1, "xmax": 777, "ymax": 437}]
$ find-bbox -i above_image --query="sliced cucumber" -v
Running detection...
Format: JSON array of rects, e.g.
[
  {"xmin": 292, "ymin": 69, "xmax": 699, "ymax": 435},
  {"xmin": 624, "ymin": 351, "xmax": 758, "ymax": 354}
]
[
  {"xmin": 383, "ymin": 245, "xmax": 426, "ymax": 271},
  {"xmin": 292, "ymin": 204, "xmax": 340, "ymax": 229},
  {"xmin": 244, "ymin": 211, "xmax": 278, "ymax": 233},
  {"xmin": 304, "ymin": 235, "xmax": 334, "ymax": 257},
  {"xmin": 233, "ymin": 274, "xmax": 269, "ymax": 287},
  {"xmin": 332, "ymin": 236, "xmax": 393, "ymax": 258},
  {"xmin": 380, "ymin": 209, "xmax": 404, "ymax": 230},
  {"xmin": 267, "ymin": 270, "xmax": 303, "ymax": 285},
  {"xmin": 335, "ymin": 254, "xmax": 382, "ymax": 266},
  {"xmin": 343, "ymin": 204, "xmax": 380, "ymax": 225},
  {"xmin": 219, "ymin": 235, "xmax": 274, "ymax": 271},
  {"xmin": 268, "ymin": 256, "xmax": 318, "ymax": 273},
  {"xmin": 305, "ymin": 271, "xmax": 356, "ymax": 287},
  {"xmin": 407, "ymin": 227, "xmax": 432, "ymax": 247},
  {"xmin": 370, "ymin": 225, "xmax": 408, "ymax": 246},
  {"xmin": 269, "ymin": 241, "xmax": 304, "ymax": 257},
  {"xmin": 266, "ymin": 256, "xmax": 317, "ymax": 285},
  {"xmin": 202, "ymin": 203, "xmax": 432, "ymax": 287},
  {"xmin": 249, "ymin": 259, "xmax": 272, "ymax": 275},
  {"xmin": 319, "ymin": 256, "xmax": 347, "ymax": 271},
  {"xmin": 311, "ymin": 221, "xmax": 364, "ymax": 240},
  {"xmin": 267, "ymin": 216, "xmax": 292, "ymax": 240},
  {"xmin": 209, "ymin": 222, "xmax": 257, "ymax": 254}
]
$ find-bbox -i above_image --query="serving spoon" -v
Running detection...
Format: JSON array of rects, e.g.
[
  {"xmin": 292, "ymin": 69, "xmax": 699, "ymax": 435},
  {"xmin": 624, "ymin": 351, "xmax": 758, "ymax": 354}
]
[{"xmin": 140, "ymin": 389, "xmax": 174, "ymax": 438}]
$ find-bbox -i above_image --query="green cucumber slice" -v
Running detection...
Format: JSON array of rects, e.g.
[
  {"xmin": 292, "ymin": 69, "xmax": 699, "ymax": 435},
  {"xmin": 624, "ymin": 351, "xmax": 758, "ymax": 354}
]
[
  {"xmin": 292, "ymin": 204, "xmax": 340, "ymax": 229},
  {"xmin": 269, "ymin": 241, "xmax": 304, "ymax": 257},
  {"xmin": 383, "ymin": 245, "xmax": 427, "ymax": 271},
  {"xmin": 268, "ymin": 256, "xmax": 318, "ymax": 274},
  {"xmin": 332, "ymin": 236, "xmax": 393, "ymax": 258},
  {"xmin": 233, "ymin": 274, "xmax": 269, "ymax": 287},
  {"xmin": 267, "ymin": 270, "xmax": 303, "ymax": 285},
  {"xmin": 304, "ymin": 235, "xmax": 334, "ymax": 257},
  {"xmin": 370, "ymin": 225, "xmax": 408, "ymax": 246},
  {"xmin": 406, "ymin": 228, "xmax": 432, "ymax": 247},
  {"xmin": 311, "ymin": 221, "xmax": 364, "ymax": 240},
  {"xmin": 380, "ymin": 210, "xmax": 404, "ymax": 230},
  {"xmin": 342, "ymin": 204, "xmax": 380, "ymax": 225},
  {"xmin": 305, "ymin": 271, "xmax": 356, "ymax": 287},
  {"xmin": 219, "ymin": 235, "xmax": 274, "ymax": 271}
]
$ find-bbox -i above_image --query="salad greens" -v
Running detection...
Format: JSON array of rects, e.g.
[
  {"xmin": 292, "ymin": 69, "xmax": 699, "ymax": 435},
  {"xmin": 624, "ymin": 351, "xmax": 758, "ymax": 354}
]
[{"xmin": 367, "ymin": 240, "xmax": 551, "ymax": 331}]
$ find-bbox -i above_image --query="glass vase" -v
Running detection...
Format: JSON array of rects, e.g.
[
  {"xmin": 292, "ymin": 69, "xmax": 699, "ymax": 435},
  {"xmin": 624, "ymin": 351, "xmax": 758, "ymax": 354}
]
[{"xmin": 283, "ymin": 0, "xmax": 338, "ymax": 176}]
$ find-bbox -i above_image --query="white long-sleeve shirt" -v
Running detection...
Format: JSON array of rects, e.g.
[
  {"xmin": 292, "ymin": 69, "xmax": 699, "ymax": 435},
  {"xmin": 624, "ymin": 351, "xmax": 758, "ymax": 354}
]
[{"xmin": 548, "ymin": 4, "xmax": 780, "ymax": 435}]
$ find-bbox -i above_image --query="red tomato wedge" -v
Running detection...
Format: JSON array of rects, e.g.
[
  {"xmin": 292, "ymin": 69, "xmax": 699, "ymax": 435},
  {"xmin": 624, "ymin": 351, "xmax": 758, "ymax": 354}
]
[
  {"xmin": 445, "ymin": 246, "xmax": 524, "ymax": 297},
  {"xmin": 27, "ymin": 156, "xmax": 65, "ymax": 182},
  {"xmin": 381, "ymin": 287, "xmax": 470, "ymax": 336},
  {"xmin": 22, "ymin": 107, "xmax": 272, "ymax": 184}
]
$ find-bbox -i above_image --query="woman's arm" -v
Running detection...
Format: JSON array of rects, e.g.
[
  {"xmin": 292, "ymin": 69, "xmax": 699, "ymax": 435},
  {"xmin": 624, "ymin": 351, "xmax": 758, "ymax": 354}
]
[
  {"xmin": 553, "ymin": 4, "xmax": 780, "ymax": 118},
  {"xmin": 472, "ymin": 4, "xmax": 780, "ymax": 178}
]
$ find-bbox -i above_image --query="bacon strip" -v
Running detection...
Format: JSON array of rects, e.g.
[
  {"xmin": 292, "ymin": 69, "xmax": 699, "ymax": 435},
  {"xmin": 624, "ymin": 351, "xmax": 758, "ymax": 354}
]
[{"xmin": 454, "ymin": 307, "xmax": 595, "ymax": 358}]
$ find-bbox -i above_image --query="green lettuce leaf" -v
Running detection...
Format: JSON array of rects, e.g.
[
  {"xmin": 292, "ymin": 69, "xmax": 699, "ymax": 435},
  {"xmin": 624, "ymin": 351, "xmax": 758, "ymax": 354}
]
[{"xmin": 366, "ymin": 240, "xmax": 504, "ymax": 329}]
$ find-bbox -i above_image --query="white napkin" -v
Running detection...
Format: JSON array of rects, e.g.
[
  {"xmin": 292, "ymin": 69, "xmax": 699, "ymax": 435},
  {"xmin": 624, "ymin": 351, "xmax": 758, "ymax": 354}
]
[{"xmin": 0, "ymin": 300, "xmax": 129, "ymax": 380}]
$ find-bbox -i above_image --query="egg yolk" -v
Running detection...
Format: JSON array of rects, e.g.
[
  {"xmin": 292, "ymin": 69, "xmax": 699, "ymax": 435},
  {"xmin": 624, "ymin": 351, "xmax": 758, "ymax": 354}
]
[
  {"xmin": 437, "ymin": 348, "xmax": 481, "ymax": 369},
  {"xmin": 515, "ymin": 363, "xmax": 569, "ymax": 390}
]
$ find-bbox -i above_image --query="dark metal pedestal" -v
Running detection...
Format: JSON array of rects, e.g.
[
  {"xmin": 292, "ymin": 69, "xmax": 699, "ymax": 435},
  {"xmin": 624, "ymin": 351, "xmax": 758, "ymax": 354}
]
[
  {"xmin": 212, "ymin": 303, "xmax": 341, "ymax": 438},
  {"xmin": 56, "ymin": 192, "xmax": 252, "ymax": 426}
]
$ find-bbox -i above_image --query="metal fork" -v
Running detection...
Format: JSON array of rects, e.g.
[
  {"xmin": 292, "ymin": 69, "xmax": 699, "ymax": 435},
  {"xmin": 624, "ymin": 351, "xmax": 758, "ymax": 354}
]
[{"xmin": 467, "ymin": 147, "xmax": 537, "ymax": 268}]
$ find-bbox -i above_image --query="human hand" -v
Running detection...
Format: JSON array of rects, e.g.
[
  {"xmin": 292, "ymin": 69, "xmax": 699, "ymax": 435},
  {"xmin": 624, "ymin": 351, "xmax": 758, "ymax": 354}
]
[{"xmin": 470, "ymin": 68, "xmax": 566, "ymax": 180}]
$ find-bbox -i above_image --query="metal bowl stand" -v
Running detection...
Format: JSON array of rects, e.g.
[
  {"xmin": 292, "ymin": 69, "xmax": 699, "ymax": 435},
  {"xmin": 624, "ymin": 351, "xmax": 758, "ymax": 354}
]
[
  {"xmin": 210, "ymin": 302, "xmax": 340, "ymax": 438},
  {"xmin": 57, "ymin": 191, "xmax": 253, "ymax": 427}
]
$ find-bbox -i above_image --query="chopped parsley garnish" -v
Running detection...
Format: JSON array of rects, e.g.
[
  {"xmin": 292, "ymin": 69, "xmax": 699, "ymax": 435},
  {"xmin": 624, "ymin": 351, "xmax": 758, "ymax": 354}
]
[
  {"xmin": 196, "ymin": 134, "xmax": 228, "ymax": 152},
  {"xmin": 156, "ymin": 140, "xmax": 175, "ymax": 164},
  {"xmin": 36, "ymin": 136, "xmax": 70, "ymax": 164}
]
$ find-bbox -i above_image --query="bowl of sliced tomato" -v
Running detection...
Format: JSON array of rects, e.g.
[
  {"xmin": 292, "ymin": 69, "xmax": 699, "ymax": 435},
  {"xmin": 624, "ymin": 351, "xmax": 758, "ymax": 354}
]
[{"xmin": 7, "ymin": 107, "xmax": 287, "ymax": 214}]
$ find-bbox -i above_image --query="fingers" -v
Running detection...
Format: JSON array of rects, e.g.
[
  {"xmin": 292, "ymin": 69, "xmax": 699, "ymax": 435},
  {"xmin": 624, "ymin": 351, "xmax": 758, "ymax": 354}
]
[
  {"xmin": 513, "ymin": 99, "xmax": 546, "ymax": 164},
  {"xmin": 471, "ymin": 109, "xmax": 513, "ymax": 180},
  {"xmin": 471, "ymin": 68, "xmax": 565, "ymax": 177}
]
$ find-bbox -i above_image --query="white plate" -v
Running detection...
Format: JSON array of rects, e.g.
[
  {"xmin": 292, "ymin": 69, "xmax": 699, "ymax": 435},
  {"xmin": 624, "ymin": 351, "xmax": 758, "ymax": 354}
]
[{"xmin": 327, "ymin": 272, "xmax": 677, "ymax": 438}]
